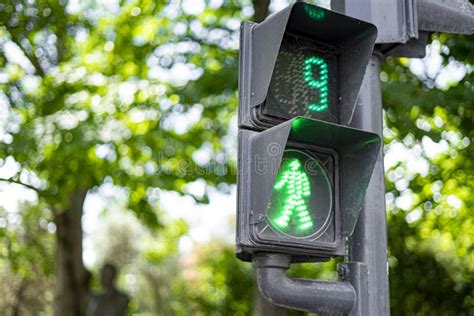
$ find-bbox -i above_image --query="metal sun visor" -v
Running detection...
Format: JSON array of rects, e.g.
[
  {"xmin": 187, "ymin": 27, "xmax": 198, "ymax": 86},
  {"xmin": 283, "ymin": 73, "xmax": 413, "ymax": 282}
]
[{"xmin": 246, "ymin": 117, "xmax": 381, "ymax": 239}]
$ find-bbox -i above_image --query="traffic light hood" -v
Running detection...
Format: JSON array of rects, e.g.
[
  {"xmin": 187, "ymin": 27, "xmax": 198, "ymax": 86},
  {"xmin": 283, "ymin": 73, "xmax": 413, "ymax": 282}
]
[
  {"xmin": 251, "ymin": 117, "xmax": 380, "ymax": 238},
  {"xmin": 237, "ymin": 117, "xmax": 381, "ymax": 261},
  {"xmin": 247, "ymin": 2, "xmax": 377, "ymax": 125}
]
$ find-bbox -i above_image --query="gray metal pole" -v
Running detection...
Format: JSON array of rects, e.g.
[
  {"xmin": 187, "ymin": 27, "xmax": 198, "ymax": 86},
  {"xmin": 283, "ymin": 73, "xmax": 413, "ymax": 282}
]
[{"xmin": 348, "ymin": 52, "xmax": 390, "ymax": 315}]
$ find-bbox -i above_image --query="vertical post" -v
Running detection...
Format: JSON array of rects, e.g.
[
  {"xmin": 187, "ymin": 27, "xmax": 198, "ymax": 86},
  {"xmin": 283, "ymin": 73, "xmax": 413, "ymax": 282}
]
[{"xmin": 348, "ymin": 53, "xmax": 390, "ymax": 315}]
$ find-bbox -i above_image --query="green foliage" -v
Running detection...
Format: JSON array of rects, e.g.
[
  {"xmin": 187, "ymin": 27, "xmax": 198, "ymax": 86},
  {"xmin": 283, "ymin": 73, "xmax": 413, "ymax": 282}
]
[
  {"xmin": 0, "ymin": 203, "xmax": 55, "ymax": 314},
  {"xmin": 170, "ymin": 242, "xmax": 255, "ymax": 316},
  {"xmin": 0, "ymin": 1, "xmax": 473, "ymax": 315},
  {"xmin": 91, "ymin": 216, "xmax": 254, "ymax": 316},
  {"xmin": 0, "ymin": 0, "xmax": 244, "ymax": 222},
  {"xmin": 382, "ymin": 34, "xmax": 474, "ymax": 314},
  {"xmin": 0, "ymin": 0, "xmax": 247, "ymax": 313}
]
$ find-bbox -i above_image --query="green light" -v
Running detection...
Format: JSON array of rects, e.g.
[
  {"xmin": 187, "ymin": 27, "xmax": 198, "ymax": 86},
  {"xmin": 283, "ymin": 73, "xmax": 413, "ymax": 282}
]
[
  {"xmin": 271, "ymin": 158, "xmax": 314, "ymax": 233},
  {"xmin": 303, "ymin": 56, "xmax": 329, "ymax": 112},
  {"xmin": 264, "ymin": 149, "xmax": 333, "ymax": 240}
]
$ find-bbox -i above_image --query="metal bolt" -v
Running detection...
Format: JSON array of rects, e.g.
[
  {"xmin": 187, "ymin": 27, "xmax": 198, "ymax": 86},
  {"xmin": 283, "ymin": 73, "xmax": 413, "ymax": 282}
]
[{"xmin": 338, "ymin": 265, "xmax": 348, "ymax": 281}]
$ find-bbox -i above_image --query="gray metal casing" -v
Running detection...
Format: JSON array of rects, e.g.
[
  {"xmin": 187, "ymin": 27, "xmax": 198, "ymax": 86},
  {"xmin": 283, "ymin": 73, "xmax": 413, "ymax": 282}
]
[
  {"xmin": 417, "ymin": 0, "xmax": 474, "ymax": 34},
  {"xmin": 238, "ymin": 2, "xmax": 377, "ymax": 129},
  {"xmin": 236, "ymin": 117, "xmax": 381, "ymax": 262},
  {"xmin": 333, "ymin": 0, "xmax": 474, "ymax": 58},
  {"xmin": 332, "ymin": 0, "xmax": 418, "ymax": 44}
]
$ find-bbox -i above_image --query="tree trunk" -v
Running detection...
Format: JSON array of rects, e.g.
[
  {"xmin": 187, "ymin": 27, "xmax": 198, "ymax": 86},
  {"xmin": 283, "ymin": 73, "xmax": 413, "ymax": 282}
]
[
  {"xmin": 54, "ymin": 190, "xmax": 88, "ymax": 316},
  {"xmin": 12, "ymin": 280, "xmax": 27, "ymax": 316}
]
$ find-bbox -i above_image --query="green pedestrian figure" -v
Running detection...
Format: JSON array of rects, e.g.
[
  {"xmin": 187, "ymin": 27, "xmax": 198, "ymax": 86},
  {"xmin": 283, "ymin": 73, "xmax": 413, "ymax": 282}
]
[{"xmin": 272, "ymin": 158, "xmax": 314, "ymax": 232}]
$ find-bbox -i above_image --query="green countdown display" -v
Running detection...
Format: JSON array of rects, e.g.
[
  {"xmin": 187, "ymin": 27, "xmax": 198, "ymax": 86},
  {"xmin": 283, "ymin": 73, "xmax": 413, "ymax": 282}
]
[
  {"xmin": 267, "ymin": 149, "xmax": 333, "ymax": 239},
  {"xmin": 265, "ymin": 34, "xmax": 338, "ymax": 123},
  {"xmin": 304, "ymin": 56, "xmax": 329, "ymax": 112},
  {"xmin": 303, "ymin": 4, "xmax": 326, "ymax": 21}
]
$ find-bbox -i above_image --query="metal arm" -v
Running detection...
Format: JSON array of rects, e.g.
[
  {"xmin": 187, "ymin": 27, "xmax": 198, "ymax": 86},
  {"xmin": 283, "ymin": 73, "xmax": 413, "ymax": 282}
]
[{"xmin": 253, "ymin": 253, "xmax": 356, "ymax": 315}]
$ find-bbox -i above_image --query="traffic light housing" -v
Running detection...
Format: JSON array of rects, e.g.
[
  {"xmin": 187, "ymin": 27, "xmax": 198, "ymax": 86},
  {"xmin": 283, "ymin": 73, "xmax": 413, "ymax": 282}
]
[
  {"xmin": 236, "ymin": 2, "xmax": 381, "ymax": 262},
  {"xmin": 237, "ymin": 117, "xmax": 380, "ymax": 261},
  {"xmin": 239, "ymin": 2, "xmax": 378, "ymax": 129}
]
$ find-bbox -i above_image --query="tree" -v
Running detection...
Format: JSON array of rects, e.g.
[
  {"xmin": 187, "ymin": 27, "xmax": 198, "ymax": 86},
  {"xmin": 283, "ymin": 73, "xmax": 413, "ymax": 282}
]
[
  {"xmin": 2, "ymin": 1, "xmax": 472, "ymax": 315},
  {"xmin": 382, "ymin": 33, "xmax": 474, "ymax": 314},
  {"xmin": 0, "ymin": 203, "xmax": 55, "ymax": 315},
  {"xmin": 0, "ymin": 0, "xmax": 250, "ymax": 313}
]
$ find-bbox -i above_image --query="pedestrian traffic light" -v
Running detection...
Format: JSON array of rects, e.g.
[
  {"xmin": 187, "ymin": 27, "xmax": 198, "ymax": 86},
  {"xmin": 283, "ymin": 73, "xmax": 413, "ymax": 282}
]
[
  {"xmin": 236, "ymin": 2, "xmax": 381, "ymax": 262},
  {"xmin": 239, "ymin": 2, "xmax": 378, "ymax": 129},
  {"xmin": 237, "ymin": 117, "xmax": 380, "ymax": 261}
]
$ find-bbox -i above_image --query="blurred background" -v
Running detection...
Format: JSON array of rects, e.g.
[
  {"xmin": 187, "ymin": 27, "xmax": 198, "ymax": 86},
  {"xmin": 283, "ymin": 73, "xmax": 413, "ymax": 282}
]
[{"xmin": 0, "ymin": 0, "xmax": 472, "ymax": 315}]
